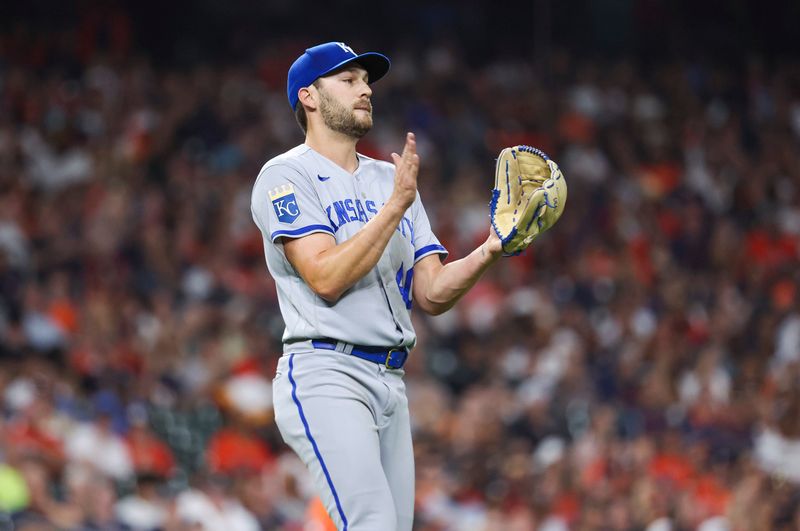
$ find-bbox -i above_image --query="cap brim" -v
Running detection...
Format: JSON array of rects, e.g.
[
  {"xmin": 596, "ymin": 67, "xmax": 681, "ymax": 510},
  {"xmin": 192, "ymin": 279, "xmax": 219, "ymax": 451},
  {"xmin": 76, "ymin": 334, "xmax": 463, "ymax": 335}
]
[{"xmin": 319, "ymin": 52, "xmax": 391, "ymax": 85}]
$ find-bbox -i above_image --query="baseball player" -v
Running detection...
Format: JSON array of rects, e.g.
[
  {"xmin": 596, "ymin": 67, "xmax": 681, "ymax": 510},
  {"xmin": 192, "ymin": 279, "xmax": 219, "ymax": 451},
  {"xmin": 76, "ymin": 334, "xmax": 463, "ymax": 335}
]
[{"xmin": 250, "ymin": 42, "xmax": 506, "ymax": 530}]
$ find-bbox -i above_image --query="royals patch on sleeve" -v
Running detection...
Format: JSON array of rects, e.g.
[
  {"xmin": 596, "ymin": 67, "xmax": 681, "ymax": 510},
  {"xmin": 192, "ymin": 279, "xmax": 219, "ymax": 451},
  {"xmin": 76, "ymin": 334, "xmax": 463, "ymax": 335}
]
[{"xmin": 270, "ymin": 184, "xmax": 300, "ymax": 223}]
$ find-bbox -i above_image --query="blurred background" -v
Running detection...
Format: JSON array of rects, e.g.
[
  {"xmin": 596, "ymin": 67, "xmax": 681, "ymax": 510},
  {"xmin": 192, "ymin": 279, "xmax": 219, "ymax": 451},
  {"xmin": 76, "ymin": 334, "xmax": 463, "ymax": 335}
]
[{"xmin": 1, "ymin": 0, "xmax": 800, "ymax": 529}]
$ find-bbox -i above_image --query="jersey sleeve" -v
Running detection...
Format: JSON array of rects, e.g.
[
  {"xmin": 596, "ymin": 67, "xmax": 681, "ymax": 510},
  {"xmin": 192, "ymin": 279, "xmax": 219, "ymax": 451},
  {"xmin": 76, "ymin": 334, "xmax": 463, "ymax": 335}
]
[
  {"xmin": 412, "ymin": 195, "xmax": 448, "ymax": 264},
  {"xmin": 251, "ymin": 163, "xmax": 335, "ymax": 243}
]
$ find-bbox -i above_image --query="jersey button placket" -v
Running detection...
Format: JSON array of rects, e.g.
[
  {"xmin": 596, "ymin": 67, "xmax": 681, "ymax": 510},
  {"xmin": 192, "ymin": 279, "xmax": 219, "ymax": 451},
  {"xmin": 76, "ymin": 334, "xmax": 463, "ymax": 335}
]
[{"xmin": 353, "ymin": 174, "xmax": 367, "ymax": 200}]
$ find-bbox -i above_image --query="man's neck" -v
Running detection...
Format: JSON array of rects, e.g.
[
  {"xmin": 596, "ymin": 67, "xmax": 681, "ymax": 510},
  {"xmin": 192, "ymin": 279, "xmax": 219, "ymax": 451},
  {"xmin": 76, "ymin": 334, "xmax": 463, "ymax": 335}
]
[{"xmin": 305, "ymin": 128, "xmax": 360, "ymax": 174}]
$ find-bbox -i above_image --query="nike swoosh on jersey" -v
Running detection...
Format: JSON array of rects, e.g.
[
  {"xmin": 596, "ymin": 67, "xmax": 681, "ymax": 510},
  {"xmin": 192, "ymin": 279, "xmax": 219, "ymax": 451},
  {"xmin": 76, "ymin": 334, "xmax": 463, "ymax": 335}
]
[{"xmin": 317, "ymin": 175, "xmax": 331, "ymax": 182}]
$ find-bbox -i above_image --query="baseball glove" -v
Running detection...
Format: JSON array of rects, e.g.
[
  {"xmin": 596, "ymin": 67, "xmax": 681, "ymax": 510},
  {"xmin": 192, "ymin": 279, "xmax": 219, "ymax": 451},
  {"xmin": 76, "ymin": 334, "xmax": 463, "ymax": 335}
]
[{"xmin": 490, "ymin": 145, "xmax": 567, "ymax": 255}]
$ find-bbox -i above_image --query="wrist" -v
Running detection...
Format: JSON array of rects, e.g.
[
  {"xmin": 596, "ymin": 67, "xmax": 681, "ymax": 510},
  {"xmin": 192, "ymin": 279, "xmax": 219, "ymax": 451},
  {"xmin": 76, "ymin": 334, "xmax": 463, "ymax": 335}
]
[
  {"xmin": 386, "ymin": 193, "xmax": 413, "ymax": 213},
  {"xmin": 482, "ymin": 235, "xmax": 503, "ymax": 262}
]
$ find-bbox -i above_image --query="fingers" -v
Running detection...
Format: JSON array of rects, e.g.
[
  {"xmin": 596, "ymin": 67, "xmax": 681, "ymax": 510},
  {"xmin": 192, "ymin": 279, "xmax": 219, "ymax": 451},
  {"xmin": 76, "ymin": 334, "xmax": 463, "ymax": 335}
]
[
  {"xmin": 402, "ymin": 132, "xmax": 416, "ymax": 155},
  {"xmin": 390, "ymin": 133, "xmax": 419, "ymax": 208},
  {"xmin": 393, "ymin": 154, "xmax": 419, "ymax": 171},
  {"xmin": 401, "ymin": 132, "xmax": 417, "ymax": 163},
  {"xmin": 407, "ymin": 135, "xmax": 419, "ymax": 167},
  {"xmin": 394, "ymin": 132, "xmax": 419, "ymax": 170}
]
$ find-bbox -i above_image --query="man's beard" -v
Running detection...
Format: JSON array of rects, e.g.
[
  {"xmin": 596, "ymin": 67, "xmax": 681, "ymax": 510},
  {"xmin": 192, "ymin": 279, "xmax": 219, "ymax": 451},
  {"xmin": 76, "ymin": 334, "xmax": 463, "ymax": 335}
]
[{"xmin": 318, "ymin": 89, "xmax": 372, "ymax": 139}]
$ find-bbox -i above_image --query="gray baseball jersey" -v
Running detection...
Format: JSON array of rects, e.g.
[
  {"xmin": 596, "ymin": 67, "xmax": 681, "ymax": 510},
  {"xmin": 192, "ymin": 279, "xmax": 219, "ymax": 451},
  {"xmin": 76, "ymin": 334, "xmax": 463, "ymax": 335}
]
[{"xmin": 250, "ymin": 144, "xmax": 447, "ymax": 350}]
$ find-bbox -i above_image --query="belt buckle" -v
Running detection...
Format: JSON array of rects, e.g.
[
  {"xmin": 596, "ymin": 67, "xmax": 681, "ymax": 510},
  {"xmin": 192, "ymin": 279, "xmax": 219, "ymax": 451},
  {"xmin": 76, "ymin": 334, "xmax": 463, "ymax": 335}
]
[{"xmin": 385, "ymin": 348, "xmax": 405, "ymax": 369}]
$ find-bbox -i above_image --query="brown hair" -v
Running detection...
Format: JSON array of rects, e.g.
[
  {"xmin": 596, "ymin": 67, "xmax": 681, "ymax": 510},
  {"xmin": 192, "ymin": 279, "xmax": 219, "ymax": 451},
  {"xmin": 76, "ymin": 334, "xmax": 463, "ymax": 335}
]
[{"xmin": 293, "ymin": 80, "xmax": 320, "ymax": 134}]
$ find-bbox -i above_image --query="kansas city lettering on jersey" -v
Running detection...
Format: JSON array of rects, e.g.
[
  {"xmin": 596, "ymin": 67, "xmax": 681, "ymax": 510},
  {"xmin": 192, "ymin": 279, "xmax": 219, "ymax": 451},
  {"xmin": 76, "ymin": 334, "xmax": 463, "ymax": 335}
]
[{"xmin": 325, "ymin": 198, "xmax": 414, "ymax": 239}]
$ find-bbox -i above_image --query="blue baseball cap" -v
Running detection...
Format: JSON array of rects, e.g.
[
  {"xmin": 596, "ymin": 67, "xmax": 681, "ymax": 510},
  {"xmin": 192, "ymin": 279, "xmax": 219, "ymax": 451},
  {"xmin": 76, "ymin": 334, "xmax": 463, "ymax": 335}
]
[{"xmin": 287, "ymin": 42, "xmax": 391, "ymax": 110}]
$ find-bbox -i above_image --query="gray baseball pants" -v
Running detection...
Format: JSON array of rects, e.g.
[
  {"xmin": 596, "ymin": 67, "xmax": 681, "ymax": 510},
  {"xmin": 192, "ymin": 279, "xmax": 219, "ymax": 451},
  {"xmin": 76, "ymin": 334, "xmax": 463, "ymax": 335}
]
[{"xmin": 273, "ymin": 349, "xmax": 414, "ymax": 530}]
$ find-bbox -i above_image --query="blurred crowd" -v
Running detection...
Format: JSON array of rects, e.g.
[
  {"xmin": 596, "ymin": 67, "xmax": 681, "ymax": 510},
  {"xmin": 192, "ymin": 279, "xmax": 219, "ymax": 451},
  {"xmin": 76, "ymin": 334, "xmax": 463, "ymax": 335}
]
[{"xmin": 2, "ymin": 7, "xmax": 800, "ymax": 531}]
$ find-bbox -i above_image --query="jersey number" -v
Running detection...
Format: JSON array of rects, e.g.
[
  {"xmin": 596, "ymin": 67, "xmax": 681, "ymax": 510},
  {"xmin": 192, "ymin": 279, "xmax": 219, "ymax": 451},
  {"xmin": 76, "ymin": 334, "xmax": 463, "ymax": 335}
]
[{"xmin": 396, "ymin": 264, "xmax": 414, "ymax": 309}]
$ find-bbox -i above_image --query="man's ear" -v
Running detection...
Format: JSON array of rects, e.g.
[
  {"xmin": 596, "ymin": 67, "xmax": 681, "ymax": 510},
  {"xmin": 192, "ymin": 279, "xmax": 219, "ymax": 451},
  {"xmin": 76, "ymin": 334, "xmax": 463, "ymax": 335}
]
[{"xmin": 298, "ymin": 86, "xmax": 317, "ymax": 112}]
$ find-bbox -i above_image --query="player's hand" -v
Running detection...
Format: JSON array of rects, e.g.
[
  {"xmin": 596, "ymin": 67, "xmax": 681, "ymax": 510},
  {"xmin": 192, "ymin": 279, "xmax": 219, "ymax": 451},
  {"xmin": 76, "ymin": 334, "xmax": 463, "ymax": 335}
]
[{"xmin": 390, "ymin": 132, "xmax": 419, "ymax": 210}]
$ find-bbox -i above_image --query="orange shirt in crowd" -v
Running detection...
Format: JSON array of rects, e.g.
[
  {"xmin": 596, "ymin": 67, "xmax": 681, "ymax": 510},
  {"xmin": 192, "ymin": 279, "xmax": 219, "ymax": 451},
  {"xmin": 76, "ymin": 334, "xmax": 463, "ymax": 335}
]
[
  {"xmin": 306, "ymin": 497, "xmax": 336, "ymax": 531},
  {"xmin": 206, "ymin": 428, "xmax": 274, "ymax": 475},
  {"xmin": 125, "ymin": 429, "xmax": 175, "ymax": 477}
]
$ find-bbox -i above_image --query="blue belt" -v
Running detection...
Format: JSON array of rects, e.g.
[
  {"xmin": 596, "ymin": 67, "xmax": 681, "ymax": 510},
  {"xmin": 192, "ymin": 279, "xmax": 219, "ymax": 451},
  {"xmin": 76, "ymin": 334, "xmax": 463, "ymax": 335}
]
[{"xmin": 311, "ymin": 339, "xmax": 409, "ymax": 369}]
